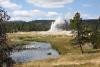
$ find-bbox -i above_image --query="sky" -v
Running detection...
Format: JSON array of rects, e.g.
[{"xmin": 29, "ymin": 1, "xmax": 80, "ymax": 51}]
[{"xmin": 0, "ymin": 0, "xmax": 100, "ymax": 21}]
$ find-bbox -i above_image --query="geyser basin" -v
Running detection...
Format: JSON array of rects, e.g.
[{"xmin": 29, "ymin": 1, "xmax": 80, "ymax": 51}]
[
  {"xmin": 10, "ymin": 42, "xmax": 59, "ymax": 63},
  {"xmin": 15, "ymin": 17, "xmax": 73, "ymax": 36}
]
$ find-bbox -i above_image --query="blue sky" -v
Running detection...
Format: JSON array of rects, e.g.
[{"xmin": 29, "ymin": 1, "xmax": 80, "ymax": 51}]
[{"xmin": 0, "ymin": 0, "xmax": 100, "ymax": 21}]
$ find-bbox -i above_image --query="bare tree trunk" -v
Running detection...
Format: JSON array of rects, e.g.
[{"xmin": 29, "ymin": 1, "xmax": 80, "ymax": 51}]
[
  {"xmin": 79, "ymin": 44, "xmax": 83, "ymax": 54},
  {"xmin": 77, "ymin": 19, "xmax": 84, "ymax": 54}
]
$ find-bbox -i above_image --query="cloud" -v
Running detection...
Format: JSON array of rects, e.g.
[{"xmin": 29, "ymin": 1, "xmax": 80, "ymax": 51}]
[
  {"xmin": 0, "ymin": 0, "xmax": 21, "ymax": 10},
  {"xmin": 10, "ymin": 8, "xmax": 98, "ymax": 21},
  {"xmin": 82, "ymin": 3, "xmax": 100, "ymax": 8},
  {"xmin": 12, "ymin": 9, "xmax": 60, "ymax": 17},
  {"xmin": 27, "ymin": 0, "xmax": 74, "ymax": 8},
  {"xmin": 10, "ymin": 9, "xmax": 61, "ymax": 21},
  {"xmin": 10, "ymin": 10, "xmax": 39, "ymax": 21},
  {"xmin": 10, "ymin": 17, "xmax": 33, "ymax": 21},
  {"xmin": 82, "ymin": 4, "xmax": 92, "ymax": 7},
  {"xmin": 65, "ymin": 11, "xmax": 98, "ymax": 20},
  {"xmin": 47, "ymin": 12, "xmax": 59, "ymax": 17},
  {"xmin": 81, "ymin": 13, "xmax": 98, "ymax": 19},
  {"xmin": 12, "ymin": 10, "xmax": 33, "ymax": 17}
]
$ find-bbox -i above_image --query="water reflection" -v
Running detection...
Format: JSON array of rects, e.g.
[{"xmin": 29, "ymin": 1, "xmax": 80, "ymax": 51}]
[{"xmin": 10, "ymin": 42, "xmax": 59, "ymax": 63}]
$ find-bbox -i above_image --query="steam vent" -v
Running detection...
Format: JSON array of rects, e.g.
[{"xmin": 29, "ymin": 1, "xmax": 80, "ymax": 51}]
[{"xmin": 49, "ymin": 17, "xmax": 68, "ymax": 32}]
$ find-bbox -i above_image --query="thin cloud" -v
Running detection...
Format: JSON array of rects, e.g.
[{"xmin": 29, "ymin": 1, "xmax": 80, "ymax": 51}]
[
  {"xmin": 82, "ymin": 3, "xmax": 100, "ymax": 8},
  {"xmin": 10, "ymin": 9, "xmax": 61, "ymax": 21},
  {"xmin": 27, "ymin": 0, "xmax": 74, "ymax": 8},
  {"xmin": 0, "ymin": 0, "xmax": 21, "ymax": 10},
  {"xmin": 65, "ymin": 11, "xmax": 98, "ymax": 20},
  {"xmin": 82, "ymin": 4, "xmax": 92, "ymax": 7}
]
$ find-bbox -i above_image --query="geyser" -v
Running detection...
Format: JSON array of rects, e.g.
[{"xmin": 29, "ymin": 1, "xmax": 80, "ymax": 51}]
[
  {"xmin": 36, "ymin": 17, "xmax": 73, "ymax": 36},
  {"xmin": 49, "ymin": 17, "xmax": 68, "ymax": 32},
  {"xmin": 19, "ymin": 17, "xmax": 73, "ymax": 36}
]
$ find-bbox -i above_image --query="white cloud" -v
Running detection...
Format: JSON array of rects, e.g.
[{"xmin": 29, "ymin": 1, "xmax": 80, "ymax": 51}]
[
  {"xmin": 0, "ymin": 0, "xmax": 21, "ymax": 10},
  {"xmin": 10, "ymin": 10, "xmax": 38, "ymax": 21},
  {"xmin": 81, "ymin": 13, "xmax": 98, "ymax": 19},
  {"xmin": 10, "ymin": 8, "xmax": 98, "ymax": 21},
  {"xmin": 82, "ymin": 4, "xmax": 92, "ymax": 7},
  {"xmin": 12, "ymin": 10, "xmax": 33, "ymax": 17},
  {"xmin": 47, "ymin": 12, "xmax": 59, "ymax": 17},
  {"xmin": 65, "ymin": 11, "xmax": 98, "ymax": 20},
  {"xmin": 82, "ymin": 3, "xmax": 100, "ymax": 8},
  {"xmin": 10, "ymin": 9, "xmax": 61, "ymax": 21},
  {"xmin": 10, "ymin": 17, "xmax": 33, "ymax": 21},
  {"xmin": 27, "ymin": 0, "xmax": 74, "ymax": 8},
  {"xmin": 31, "ymin": 9, "xmax": 46, "ymax": 16}
]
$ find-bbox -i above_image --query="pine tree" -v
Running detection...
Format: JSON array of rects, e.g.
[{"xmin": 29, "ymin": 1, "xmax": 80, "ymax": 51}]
[
  {"xmin": 0, "ymin": 7, "xmax": 12, "ymax": 67},
  {"xmin": 70, "ymin": 12, "xmax": 85, "ymax": 54}
]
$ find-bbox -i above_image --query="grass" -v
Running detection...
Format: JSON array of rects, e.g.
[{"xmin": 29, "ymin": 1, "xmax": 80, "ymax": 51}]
[
  {"xmin": 7, "ymin": 32, "xmax": 100, "ymax": 67},
  {"xmin": 14, "ymin": 53, "xmax": 100, "ymax": 67},
  {"xmin": 7, "ymin": 32, "xmax": 78, "ymax": 55}
]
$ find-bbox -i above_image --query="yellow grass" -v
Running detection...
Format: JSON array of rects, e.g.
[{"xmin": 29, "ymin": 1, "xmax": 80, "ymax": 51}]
[
  {"xmin": 14, "ymin": 53, "xmax": 100, "ymax": 67},
  {"xmin": 7, "ymin": 32, "xmax": 100, "ymax": 67}
]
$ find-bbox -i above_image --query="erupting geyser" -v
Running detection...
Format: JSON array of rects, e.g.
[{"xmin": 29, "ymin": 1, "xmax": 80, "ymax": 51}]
[
  {"xmin": 49, "ymin": 17, "xmax": 68, "ymax": 32},
  {"xmin": 24, "ymin": 17, "xmax": 73, "ymax": 36}
]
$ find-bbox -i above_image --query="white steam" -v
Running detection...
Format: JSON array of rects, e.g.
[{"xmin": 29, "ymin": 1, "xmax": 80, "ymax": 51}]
[{"xmin": 49, "ymin": 17, "xmax": 67, "ymax": 32}]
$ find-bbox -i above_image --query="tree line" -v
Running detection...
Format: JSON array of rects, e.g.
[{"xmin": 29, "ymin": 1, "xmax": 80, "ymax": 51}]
[
  {"xmin": 4, "ymin": 19, "xmax": 100, "ymax": 33},
  {"xmin": 4, "ymin": 20, "xmax": 53, "ymax": 33}
]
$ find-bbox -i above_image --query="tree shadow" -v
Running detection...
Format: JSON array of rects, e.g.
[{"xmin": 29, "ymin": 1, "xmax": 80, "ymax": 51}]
[
  {"xmin": 0, "ymin": 57, "xmax": 15, "ymax": 67},
  {"xmin": 84, "ymin": 49, "xmax": 100, "ymax": 54}
]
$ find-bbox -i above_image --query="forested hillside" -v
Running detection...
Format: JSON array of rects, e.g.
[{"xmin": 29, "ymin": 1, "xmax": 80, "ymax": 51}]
[
  {"xmin": 82, "ymin": 19, "xmax": 100, "ymax": 33},
  {"xmin": 3, "ymin": 19, "xmax": 100, "ymax": 33},
  {"xmin": 4, "ymin": 20, "xmax": 54, "ymax": 33}
]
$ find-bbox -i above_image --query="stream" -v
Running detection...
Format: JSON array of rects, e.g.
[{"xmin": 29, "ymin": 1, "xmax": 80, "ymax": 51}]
[{"xmin": 10, "ymin": 42, "xmax": 59, "ymax": 63}]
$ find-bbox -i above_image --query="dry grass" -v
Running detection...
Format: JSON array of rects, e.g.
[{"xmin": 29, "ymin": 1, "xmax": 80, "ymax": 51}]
[
  {"xmin": 7, "ymin": 32, "xmax": 100, "ymax": 67},
  {"xmin": 7, "ymin": 32, "xmax": 75, "ymax": 54},
  {"xmin": 14, "ymin": 53, "xmax": 100, "ymax": 67}
]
